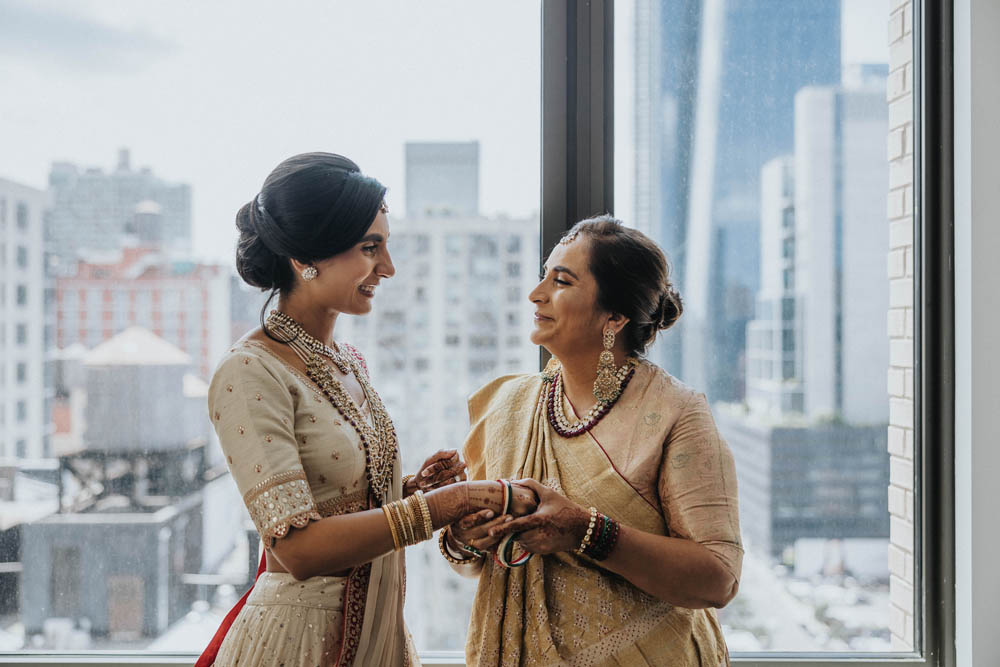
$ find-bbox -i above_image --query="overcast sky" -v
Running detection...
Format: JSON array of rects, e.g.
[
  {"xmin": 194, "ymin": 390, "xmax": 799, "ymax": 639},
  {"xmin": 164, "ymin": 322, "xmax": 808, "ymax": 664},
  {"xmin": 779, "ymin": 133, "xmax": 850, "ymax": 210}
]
[{"xmin": 1, "ymin": 0, "xmax": 886, "ymax": 264}]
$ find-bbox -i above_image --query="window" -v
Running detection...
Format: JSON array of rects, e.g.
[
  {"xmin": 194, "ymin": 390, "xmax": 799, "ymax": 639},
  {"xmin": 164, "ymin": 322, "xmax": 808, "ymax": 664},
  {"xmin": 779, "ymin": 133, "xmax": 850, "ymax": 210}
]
[
  {"xmin": 1, "ymin": 0, "xmax": 951, "ymax": 664},
  {"xmin": 16, "ymin": 245, "xmax": 28, "ymax": 268},
  {"xmin": 16, "ymin": 284, "xmax": 27, "ymax": 306},
  {"xmin": 16, "ymin": 400, "xmax": 27, "ymax": 423},
  {"xmin": 16, "ymin": 202, "xmax": 29, "ymax": 230},
  {"xmin": 16, "ymin": 362, "xmax": 27, "ymax": 384},
  {"xmin": 50, "ymin": 547, "xmax": 82, "ymax": 617},
  {"xmin": 616, "ymin": 0, "xmax": 918, "ymax": 658}
]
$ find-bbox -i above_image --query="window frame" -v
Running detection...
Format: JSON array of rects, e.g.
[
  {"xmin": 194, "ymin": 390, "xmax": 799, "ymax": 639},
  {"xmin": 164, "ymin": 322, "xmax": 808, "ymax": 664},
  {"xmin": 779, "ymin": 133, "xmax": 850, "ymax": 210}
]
[{"xmin": 4, "ymin": 0, "xmax": 954, "ymax": 664}]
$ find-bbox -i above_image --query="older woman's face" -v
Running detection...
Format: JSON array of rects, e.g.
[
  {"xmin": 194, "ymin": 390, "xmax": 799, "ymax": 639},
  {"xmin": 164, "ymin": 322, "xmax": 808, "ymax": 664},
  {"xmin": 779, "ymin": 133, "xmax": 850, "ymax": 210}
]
[{"xmin": 528, "ymin": 236, "xmax": 608, "ymax": 356}]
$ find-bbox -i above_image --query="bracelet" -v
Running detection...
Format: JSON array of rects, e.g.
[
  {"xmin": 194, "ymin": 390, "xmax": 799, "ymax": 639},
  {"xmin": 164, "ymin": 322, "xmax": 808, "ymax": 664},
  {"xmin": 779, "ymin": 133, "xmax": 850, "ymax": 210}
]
[
  {"xmin": 582, "ymin": 513, "xmax": 620, "ymax": 561},
  {"xmin": 496, "ymin": 479, "xmax": 512, "ymax": 515},
  {"xmin": 402, "ymin": 474, "xmax": 416, "ymax": 492},
  {"xmin": 393, "ymin": 500, "xmax": 414, "ymax": 547},
  {"xmin": 402, "ymin": 498, "xmax": 419, "ymax": 545},
  {"xmin": 438, "ymin": 529, "xmax": 482, "ymax": 565},
  {"xmin": 382, "ymin": 504, "xmax": 403, "ymax": 551},
  {"xmin": 413, "ymin": 490, "xmax": 434, "ymax": 539},
  {"xmin": 575, "ymin": 506, "xmax": 599, "ymax": 555},
  {"xmin": 496, "ymin": 533, "xmax": 533, "ymax": 568},
  {"xmin": 382, "ymin": 495, "xmax": 435, "ymax": 550}
]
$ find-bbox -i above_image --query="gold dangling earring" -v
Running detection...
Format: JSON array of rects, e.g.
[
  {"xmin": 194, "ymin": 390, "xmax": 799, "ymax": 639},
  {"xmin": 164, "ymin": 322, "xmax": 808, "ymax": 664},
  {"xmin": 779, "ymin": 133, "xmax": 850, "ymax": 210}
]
[{"xmin": 593, "ymin": 328, "xmax": 621, "ymax": 403}]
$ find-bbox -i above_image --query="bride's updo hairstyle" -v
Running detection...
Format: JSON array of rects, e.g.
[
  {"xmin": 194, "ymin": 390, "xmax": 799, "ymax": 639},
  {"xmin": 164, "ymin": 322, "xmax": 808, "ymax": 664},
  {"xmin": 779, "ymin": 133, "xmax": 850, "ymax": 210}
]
[
  {"xmin": 235, "ymin": 152, "xmax": 387, "ymax": 297},
  {"xmin": 563, "ymin": 215, "xmax": 683, "ymax": 356}
]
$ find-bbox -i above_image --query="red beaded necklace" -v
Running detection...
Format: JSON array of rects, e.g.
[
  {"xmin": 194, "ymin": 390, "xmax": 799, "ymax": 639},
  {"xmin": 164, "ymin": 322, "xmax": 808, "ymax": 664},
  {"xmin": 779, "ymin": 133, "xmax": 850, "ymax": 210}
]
[{"xmin": 544, "ymin": 364, "xmax": 637, "ymax": 438}]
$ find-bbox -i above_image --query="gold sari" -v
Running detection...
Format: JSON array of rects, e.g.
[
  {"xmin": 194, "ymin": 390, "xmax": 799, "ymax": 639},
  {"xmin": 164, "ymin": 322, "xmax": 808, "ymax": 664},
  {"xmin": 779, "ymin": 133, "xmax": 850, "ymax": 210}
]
[{"xmin": 463, "ymin": 361, "xmax": 742, "ymax": 667}]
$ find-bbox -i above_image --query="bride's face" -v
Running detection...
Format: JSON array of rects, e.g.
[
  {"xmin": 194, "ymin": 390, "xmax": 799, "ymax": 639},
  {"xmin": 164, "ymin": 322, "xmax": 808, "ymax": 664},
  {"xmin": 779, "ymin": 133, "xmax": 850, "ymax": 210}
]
[
  {"xmin": 292, "ymin": 212, "xmax": 395, "ymax": 316},
  {"xmin": 528, "ymin": 236, "xmax": 608, "ymax": 358}
]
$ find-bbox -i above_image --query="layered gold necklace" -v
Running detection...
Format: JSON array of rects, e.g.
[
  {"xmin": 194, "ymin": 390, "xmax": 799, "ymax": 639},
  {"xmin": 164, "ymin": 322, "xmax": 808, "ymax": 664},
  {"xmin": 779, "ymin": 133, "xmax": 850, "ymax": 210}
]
[{"xmin": 265, "ymin": 310, "xmax": 398, "ymax": 503}]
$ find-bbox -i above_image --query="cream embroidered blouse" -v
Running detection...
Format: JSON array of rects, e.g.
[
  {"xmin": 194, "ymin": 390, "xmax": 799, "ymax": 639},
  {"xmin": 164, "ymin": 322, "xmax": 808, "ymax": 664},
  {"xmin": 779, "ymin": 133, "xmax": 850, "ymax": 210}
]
[{"xmin": 208, "ymin": 340, "xmax": 377, "ymax": 548}]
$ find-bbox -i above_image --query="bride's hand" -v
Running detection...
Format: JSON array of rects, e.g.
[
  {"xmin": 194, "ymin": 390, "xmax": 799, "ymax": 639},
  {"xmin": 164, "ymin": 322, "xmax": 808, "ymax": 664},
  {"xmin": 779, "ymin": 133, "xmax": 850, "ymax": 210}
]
[{"xmin": 407, "ymin": 449, "xmax": 467, "ymax": 495}]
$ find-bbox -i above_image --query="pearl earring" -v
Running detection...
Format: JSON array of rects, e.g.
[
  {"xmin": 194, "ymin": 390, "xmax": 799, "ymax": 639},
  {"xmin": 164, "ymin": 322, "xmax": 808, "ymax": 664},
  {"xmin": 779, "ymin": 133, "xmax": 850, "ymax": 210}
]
[{"xmin": 301, "ymin": 266, "xmax": 318, "ymax": 281}]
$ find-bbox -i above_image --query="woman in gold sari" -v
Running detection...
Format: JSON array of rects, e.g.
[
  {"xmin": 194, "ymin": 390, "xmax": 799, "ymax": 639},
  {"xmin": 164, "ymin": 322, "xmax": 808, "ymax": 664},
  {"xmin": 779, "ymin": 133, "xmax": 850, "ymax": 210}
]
[
  {"xmin": 441, "ymin": 216, "xmax": 743, "ymax": 666},
  {"xmin": 199, "ymin": 153, "xmax": 536, "ymax": 666}
]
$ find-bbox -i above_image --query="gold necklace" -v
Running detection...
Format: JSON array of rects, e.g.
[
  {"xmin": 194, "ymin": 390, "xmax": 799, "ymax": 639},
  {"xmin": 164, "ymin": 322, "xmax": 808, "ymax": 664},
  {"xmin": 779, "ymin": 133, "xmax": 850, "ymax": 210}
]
[
  {"xmin": 265, "ymin": 309, "xmax": 353, "ymax": 374},
  {"xmin": 265, "ymin": 310, "xmax": 398, "ymax": 503}
]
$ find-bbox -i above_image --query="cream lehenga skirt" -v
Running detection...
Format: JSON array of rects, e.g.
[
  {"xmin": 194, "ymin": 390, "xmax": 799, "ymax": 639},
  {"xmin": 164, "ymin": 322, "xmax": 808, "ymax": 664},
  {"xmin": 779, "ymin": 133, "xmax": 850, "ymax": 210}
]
[{"xmin": 214, "ymin": 572, "xmax": 347, "ymax": 665}]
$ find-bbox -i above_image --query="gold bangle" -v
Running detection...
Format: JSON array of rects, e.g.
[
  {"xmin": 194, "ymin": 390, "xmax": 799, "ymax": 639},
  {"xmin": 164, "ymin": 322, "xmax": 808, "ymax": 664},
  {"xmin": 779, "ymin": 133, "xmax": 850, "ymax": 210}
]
[
  {"xmin": 438, "ymin": 528, "xmax": 480, "ymax": 565},
  {"xmin": 389, "ymin": 501, "xmax": 411, "ymax": 548},
  {"xmin": 413, "ymin": 490, "xmax": 434, "ymax": 540},
  {"xmin": 409, "ymin": 493, "xmax": 429, "ymax": 543},
  {"xmin": 382, "ymin": 505, "xmax": 403, "ymax": 551},
  {"xmin": 402, "ymin": 474, "xmax": 416, "ymax": 492},
  {"xmin": 394, "ymin": 500, "xmax": 415, "ymax": 547},
  {"xmin": 403, "ymin": 497, "xmax": 420, "ymax": 545}
]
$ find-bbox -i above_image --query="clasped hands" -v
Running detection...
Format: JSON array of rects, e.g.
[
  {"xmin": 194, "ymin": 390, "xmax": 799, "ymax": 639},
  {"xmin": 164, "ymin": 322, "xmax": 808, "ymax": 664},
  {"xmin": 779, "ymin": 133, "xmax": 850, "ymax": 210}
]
[
  {"xmin": 450, "ymin": 478, "xmax": 591, "ymax": 557},
  {"xmin": 407, "ymin": 452, "xmax": 591, "ymax": 556}
]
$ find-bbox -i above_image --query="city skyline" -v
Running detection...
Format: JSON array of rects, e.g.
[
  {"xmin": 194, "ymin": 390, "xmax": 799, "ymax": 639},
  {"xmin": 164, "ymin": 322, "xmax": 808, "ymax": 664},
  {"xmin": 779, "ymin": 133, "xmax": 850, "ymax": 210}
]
[
  {"xmin": 0, "ymin": 0, "xmax": 903, "ymax": 654},
  {"xmin": 2, "ymin": 1, "xmax": 886, "ymax": 266}
]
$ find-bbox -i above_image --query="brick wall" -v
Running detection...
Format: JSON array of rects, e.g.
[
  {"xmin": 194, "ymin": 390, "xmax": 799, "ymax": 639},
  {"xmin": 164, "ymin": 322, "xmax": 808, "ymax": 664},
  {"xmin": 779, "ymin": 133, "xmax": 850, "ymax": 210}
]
[{"xmin": 886, "ymin": 0, "xmax": 915, "ymax": 650}]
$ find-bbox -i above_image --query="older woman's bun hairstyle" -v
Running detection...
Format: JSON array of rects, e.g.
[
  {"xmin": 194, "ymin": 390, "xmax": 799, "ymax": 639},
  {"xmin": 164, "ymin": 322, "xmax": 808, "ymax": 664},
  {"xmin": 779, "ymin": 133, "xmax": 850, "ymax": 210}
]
[{"xmin": 563, "ymin": 215, "xmax": 683, "ymax": 356}]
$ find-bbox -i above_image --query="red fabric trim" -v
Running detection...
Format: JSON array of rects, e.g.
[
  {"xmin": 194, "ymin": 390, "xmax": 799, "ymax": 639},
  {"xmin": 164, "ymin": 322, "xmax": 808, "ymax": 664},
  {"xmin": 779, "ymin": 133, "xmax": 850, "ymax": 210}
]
[
  {"xmin": 194, "ymin": 549, "xmax": 267, "ymax": 666},
  {"xmin": 564, "ymin": 393, "xmax": 661, "ymax": 514},
  {"xmin": 335, "ymin": 563, "xmax": 372, "ymax": 666}
]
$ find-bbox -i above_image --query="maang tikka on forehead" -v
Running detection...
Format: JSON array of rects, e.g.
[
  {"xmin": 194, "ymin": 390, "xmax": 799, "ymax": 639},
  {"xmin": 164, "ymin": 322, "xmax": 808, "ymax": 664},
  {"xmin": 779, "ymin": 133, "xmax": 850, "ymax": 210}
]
[{"xmin": 559, "ymin": 230, "xmax": 579, "ymax": 246}]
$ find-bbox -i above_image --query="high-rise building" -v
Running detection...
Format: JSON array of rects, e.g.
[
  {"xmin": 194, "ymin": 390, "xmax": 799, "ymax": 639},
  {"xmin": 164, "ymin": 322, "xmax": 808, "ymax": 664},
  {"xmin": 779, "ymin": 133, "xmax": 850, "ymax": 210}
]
[
  {"xmin": 725, "ymin": 72, "xmax": 890, "ymax": 560},
  {"xmin": 635, "ymin": 0, "xmax": 842, "ymax": 400},
  {"xmin": 793, "ymin": 76, "xmax": 890, "ymax": 423},
  {"xmin": 632, "ymin": 0, "xmax": 701, "ymax": 373},
  {"xmin": 54, "ymin": 246, "xmax": 230, "ymax": 380},
  {"xmin": 0, "ymin": 178, "xmax": 52, "ymax": 460},
  {"xmin": 46, "ymin": 149, "xmax": 191, "ymax": 275},
  {"xmin": 405, "ymin": 142, "xmax": 479, "ymax": 218},
  {"xmin": 340, "ymin": 142, "xmax": 539, "ymax": 649},
  {"xmin": 745, "ymin": 156, "xmax": 801, "ymax": 417}
]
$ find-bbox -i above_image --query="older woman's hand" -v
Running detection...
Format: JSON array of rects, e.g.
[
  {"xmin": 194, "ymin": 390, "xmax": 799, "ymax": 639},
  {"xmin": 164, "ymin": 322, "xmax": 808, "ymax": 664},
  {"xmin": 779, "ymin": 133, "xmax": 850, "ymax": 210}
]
[
  {"xmin": 449, "ymin": 481, "xmax": 540, "ymax": 553},
  {"xmin": 406, "ymin": 449, "xmax": 467, "ymax": 496},
  {"xmin": 489, "ymin": 478, "xmax": 590, "ymax": 555},
  {"xmin": 449, "ymin": 509, "xmax": 509, "ymax": 554}
]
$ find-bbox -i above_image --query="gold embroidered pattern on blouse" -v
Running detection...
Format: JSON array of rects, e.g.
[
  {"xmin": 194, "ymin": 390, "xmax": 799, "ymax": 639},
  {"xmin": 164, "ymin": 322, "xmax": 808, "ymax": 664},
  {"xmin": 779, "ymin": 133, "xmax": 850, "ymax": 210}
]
[
  {"xmin": 243, "ymin": 470, "xmax": 321, "ymax": 545},
  {"xmin": 316, "ymin": 489, "xmax": 368, "ymax": 517},
  {"xmin": 264, "ymin": 311, "xmax": 399, "ymax": 504}
]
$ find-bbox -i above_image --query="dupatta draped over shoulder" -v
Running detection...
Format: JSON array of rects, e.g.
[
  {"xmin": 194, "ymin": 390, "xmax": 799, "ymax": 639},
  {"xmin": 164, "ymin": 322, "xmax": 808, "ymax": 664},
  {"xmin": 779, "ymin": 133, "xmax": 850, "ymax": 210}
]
[{"xmin": 462, "ymin": 361, "xmax": 742, "ymax": 667}]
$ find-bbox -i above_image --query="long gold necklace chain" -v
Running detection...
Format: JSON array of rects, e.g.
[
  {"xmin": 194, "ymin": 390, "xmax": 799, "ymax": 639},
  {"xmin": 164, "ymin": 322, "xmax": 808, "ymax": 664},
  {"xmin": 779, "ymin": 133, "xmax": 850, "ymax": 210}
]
[{"xmin": 265, "ymin": 311, "xmax": 398, "ymax": 502}]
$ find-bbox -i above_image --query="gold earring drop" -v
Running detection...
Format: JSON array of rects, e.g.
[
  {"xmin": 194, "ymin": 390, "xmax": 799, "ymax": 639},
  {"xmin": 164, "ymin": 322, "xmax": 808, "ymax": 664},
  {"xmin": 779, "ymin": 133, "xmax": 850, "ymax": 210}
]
[
  {"xmin": 593, "ymin": 329, "xmax": 621, "ymax": 403},
  {"xmin": 301, "ymin": 266, "xmax": 318, "ymax": 281}
]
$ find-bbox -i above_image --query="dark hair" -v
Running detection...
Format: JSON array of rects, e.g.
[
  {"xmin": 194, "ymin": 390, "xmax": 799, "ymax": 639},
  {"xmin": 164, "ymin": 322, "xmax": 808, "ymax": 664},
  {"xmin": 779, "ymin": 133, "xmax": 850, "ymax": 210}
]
[
  {"xmin": 235, "ymin": 152, "xmax": 386, "ymax": 295},
  {"xmin": 565, "ymin": 215, "xmax": 683, "ymax": 356}
]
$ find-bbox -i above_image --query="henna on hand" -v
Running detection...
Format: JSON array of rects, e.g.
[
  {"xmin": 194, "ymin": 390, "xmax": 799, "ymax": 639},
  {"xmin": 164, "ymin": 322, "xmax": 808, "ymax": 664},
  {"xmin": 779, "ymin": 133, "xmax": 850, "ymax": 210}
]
[
  {"xmin": 425, "ymin": 481, "xmax": 472, "ymax": 527},
  {"xmin": 465, "ymin": 480, "xmax": 505, "ymax": 515}
]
